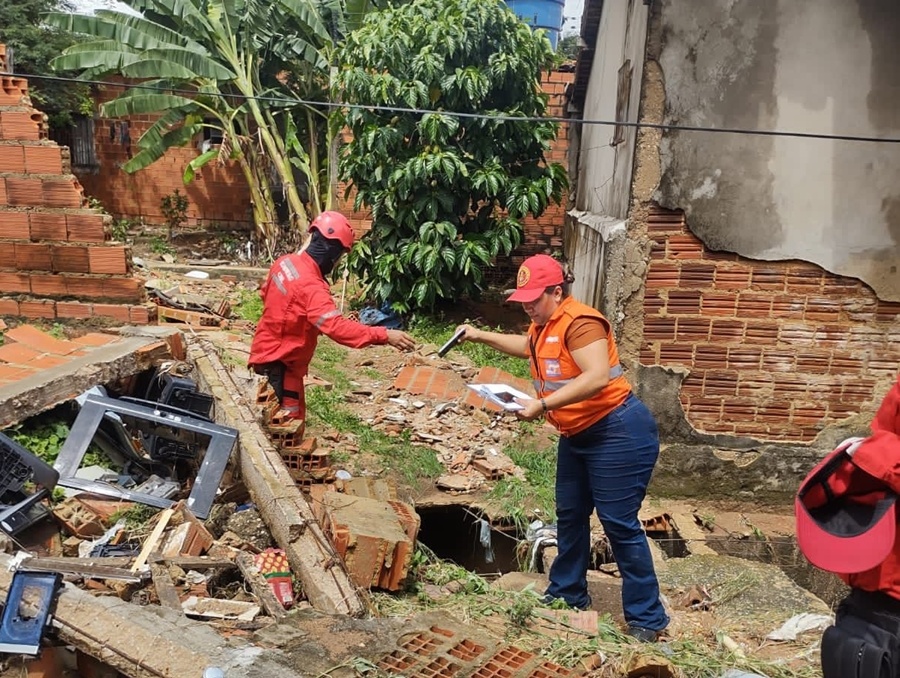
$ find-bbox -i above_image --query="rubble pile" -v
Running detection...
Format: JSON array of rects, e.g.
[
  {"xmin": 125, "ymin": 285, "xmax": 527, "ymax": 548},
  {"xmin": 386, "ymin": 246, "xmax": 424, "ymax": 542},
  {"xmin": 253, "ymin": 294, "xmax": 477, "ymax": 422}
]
[{"xmin": 331, "ymin": 358, "xmax": 534, "ymax": 493}]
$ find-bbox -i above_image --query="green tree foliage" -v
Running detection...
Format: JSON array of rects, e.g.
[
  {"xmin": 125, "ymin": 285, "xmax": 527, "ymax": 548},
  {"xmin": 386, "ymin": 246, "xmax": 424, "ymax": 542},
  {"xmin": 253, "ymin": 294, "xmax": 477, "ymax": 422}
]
[
  {"xmin": 47, "ymin": 0, "xmax": 339, "ymax": 256},
  {"xmin": 334, "ymin": 0, "xmax": 567, "ymax": 312},
  {"xmin": 557, "ymin": 34, "xmax": 580, "ymax": 62},
  {"xmin": 0, "ymin": 0, "xmax": 92, "ymax": 129}
]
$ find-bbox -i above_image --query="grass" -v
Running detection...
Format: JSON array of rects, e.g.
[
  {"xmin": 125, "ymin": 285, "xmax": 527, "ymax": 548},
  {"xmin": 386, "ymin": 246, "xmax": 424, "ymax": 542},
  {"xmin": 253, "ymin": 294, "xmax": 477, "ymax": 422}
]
[
  {"xmin": 408, "ymin": 315, "xmax": 531, "ymax": 380},
  {"xmin": 233, "ymin": 288, "xmax": 264, "ymax": 323},
  {"xmin": 365, "ymin": 547, "xmax": 822, "ymax": 678},
  {"xmin": 307, "ymin": 339, "xmax": 443, "ymax": 487},
  {"xmin": 486, "ymin": 425, "xmax": 558, "ymax": 531}
]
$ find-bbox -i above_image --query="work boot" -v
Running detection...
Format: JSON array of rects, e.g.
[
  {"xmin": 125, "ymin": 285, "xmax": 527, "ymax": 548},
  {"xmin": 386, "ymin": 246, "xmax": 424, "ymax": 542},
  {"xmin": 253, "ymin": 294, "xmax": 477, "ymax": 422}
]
[{"xmin": 626, "ymin": 625, "xmax": 660, "ymax": 643}]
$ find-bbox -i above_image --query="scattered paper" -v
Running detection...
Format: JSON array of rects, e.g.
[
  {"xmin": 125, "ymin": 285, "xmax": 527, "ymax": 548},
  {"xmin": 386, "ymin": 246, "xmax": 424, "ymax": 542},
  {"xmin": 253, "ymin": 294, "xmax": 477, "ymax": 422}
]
[
  {"xmin": 765, "ymin": 613, "xmax": 832, "ymax": 641},
  {"xmin": 466, "ymin": 383, "xmax": 533, "ymax": 411}
]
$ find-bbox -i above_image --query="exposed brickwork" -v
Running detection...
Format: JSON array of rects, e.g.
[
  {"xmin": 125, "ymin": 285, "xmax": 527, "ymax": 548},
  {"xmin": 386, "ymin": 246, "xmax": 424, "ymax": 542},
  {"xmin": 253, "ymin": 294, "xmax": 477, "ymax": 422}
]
[
  {"xmin": 0, "ymin": 45, "xmax": 153, "ymax": 324},
  {"xmin": 640, "ymin": 206, "xmax": 900, "ymax": 442},
  {"xmin": 73, "ymin": 79, "xmax": 252, "ymax": 228}
]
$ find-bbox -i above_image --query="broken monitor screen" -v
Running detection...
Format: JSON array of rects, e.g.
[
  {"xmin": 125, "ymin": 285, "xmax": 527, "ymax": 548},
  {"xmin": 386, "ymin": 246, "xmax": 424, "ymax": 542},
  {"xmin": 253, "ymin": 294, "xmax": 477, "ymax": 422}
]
[{"xmin": 53, "ymin": 393, "xmax": 237, "ymax": 520}]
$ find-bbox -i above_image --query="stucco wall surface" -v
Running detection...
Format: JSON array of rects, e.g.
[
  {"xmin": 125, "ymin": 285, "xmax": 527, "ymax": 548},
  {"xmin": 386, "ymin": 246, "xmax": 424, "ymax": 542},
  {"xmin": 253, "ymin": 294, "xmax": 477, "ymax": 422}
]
[{"xmin": 654, "ymin": 0, "xmax": 900, "ymax": 302}]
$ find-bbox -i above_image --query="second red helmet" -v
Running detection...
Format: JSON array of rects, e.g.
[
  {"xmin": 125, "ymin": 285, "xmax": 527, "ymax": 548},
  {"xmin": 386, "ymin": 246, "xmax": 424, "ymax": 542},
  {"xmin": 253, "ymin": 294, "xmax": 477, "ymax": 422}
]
[{"xmin": 310, "ymin": 211, "xmax": 354, "ymax": 249}]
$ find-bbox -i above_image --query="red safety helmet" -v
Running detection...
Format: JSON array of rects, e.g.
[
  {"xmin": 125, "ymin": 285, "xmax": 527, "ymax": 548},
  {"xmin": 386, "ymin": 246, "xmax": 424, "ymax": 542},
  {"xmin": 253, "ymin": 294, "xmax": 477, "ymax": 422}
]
[{"xmin": 310, "ymin": 211, "xmax": 354, "ymax": 249}]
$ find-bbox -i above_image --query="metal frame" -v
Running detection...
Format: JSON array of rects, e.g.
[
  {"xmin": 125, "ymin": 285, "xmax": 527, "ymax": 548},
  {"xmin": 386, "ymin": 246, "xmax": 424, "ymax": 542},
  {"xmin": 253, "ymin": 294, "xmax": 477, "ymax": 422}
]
[
  {"xmin": 0, "ymin": 432, "xmax": 59, "ymax": 536},
  {"xmin": 54, "ymin": 394, "xmax": 238, "ymax": 520}
]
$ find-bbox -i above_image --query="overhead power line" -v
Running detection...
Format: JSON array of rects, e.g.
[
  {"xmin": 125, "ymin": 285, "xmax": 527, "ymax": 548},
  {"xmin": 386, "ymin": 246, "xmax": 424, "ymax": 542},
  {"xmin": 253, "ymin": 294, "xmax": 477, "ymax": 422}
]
[{"xmin": 12, "ymin": 71, "xmax": 900, "ymax": 145}]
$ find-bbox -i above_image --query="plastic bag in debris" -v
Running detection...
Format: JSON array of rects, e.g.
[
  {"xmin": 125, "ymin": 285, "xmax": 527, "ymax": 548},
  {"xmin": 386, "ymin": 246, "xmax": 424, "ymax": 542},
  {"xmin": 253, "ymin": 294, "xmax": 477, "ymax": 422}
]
[
  {"xmin": 719, "ymin": 671, "xmax": 768, "ymax": 678},
  {"xmin": 359, "ymin": 302, "xmax": 403, "ymax": 329},
  {"xmin": 478, "ymin": 519, "xmax": 495, "ymax": 564},
  {"xmin": 526, "ymin": 520, "xmax": 558, "ymax": 571},
  {"xmin": 765, "ymin": 612, "xmax": 833, "ymax": 641}
]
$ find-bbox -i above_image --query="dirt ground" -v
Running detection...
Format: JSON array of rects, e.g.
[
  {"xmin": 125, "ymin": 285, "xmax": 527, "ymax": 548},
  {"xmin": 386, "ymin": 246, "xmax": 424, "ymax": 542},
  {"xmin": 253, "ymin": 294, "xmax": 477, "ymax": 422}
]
[{"xmin": 86, "ymin": 237, "xmax": 831, "ymax": 677}]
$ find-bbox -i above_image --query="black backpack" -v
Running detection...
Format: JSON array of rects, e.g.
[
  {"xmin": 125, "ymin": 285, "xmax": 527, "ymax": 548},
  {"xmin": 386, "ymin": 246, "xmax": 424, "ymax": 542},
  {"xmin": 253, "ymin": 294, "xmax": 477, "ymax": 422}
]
[{"xmin": 822, "ymin": 590, "xmax": 900, "ymax": 678}]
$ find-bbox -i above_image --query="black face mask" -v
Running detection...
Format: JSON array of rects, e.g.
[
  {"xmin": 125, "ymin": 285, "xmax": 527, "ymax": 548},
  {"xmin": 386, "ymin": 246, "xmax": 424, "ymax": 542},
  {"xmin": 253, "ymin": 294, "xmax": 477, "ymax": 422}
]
[{"xmin": 306, "ymin": 230, "xmax": 347, "ymax": 277}]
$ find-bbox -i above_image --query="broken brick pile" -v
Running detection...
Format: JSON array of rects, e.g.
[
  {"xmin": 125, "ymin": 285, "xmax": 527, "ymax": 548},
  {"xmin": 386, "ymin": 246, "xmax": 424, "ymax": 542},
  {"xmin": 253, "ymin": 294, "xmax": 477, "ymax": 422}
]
[
  {"xmin": 0, "ymin": 44, "xmax": 153, "ymax": 324},
  {"xmin": 257, "ymin": 379, "xmax": 419, "ymax": 591}
]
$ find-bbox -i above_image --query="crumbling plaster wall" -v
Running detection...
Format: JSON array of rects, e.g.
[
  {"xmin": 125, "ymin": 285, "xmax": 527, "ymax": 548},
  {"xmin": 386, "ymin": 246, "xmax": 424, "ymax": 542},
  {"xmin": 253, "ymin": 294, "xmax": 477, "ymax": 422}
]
[
  {"xmin": 654, "ymin": 0, "xmax": 900, "ymax": 302},
  {"xmin": 574, "ymin": 1, "xmax": 900, "ymax": 504}
]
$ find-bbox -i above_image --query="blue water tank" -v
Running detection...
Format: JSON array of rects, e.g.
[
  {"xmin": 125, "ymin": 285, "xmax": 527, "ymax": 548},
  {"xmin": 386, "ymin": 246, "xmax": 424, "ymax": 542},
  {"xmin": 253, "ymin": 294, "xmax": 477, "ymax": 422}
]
[{"xmin": 505, "ymin": 0, "xmax": 565, "ymax": 49}]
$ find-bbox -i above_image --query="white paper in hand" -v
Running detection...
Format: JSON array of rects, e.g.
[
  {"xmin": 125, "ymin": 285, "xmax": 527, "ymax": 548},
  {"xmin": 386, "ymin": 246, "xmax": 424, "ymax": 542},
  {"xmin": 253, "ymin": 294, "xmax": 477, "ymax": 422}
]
[{"xmin": 466, "ymin": 383, "xmax": 533, "ymax": 411}]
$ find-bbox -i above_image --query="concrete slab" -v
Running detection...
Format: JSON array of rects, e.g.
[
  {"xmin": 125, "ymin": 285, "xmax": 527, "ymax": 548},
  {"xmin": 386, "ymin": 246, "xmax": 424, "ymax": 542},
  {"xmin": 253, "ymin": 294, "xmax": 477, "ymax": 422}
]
[{"xmin": 0, "ymin": 327, "xmax": 176, "ymax": 428}]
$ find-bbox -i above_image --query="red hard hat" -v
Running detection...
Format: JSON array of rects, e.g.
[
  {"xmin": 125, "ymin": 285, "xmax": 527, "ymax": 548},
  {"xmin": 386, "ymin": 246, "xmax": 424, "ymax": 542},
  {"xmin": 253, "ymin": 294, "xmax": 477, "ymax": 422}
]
[{"xmin": 310, "ymin": 211, "xmax": 354, "ymax": 249}]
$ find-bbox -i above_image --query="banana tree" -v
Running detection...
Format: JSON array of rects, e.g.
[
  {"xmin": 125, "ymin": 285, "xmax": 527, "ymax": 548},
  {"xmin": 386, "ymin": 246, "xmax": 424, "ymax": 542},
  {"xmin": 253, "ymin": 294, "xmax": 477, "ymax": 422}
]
[{"xmin": 47, "ymin": 0, "xmax": 336, "ymax": 255}]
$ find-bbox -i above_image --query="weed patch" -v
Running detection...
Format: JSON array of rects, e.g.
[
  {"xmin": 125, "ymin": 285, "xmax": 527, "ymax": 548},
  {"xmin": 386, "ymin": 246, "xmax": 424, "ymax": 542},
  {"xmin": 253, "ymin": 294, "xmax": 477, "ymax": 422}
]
[
  {"xmin": 233, "ymin": 289, "xmax": 264, "ymax": 323},
  {"xmin": 307, "ymin": 340, "xmax": 442, "ymax": 487}
]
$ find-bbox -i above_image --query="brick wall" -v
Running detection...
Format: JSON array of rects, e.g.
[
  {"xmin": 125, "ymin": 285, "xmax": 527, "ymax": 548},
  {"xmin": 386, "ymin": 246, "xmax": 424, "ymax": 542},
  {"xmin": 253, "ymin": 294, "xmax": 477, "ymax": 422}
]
[
  {"xmin": 73, "ymin": 71, "xmax": 572, "ymax": 269},
  {"xmin": 0, "ymin": 45, "xmax": 152, "ymax": 324},
  {"xmin": 73, "ymin": 79, "xmax": 252, "ymax": 228},
  {"xmin": 638, "ymin": 206, "xmax": 900, "ymax": 442},
  {"xmin": 337, "ymin": 69, "xmax": 574, "ymax": 276}
]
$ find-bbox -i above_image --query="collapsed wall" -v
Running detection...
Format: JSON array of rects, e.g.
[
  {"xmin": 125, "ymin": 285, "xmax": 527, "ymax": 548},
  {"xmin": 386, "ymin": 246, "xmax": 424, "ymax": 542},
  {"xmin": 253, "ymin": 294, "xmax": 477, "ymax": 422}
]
[{"xmin": 0, "ymin": 44, "xmax": 153, "ymax": 324}]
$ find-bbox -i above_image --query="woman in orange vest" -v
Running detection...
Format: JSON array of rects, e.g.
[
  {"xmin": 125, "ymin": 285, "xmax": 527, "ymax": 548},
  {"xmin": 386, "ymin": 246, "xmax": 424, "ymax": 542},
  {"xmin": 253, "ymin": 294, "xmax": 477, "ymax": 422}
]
[{"xmin": 456, "ymin": 254, "xmax": 669, "ymax": 641}]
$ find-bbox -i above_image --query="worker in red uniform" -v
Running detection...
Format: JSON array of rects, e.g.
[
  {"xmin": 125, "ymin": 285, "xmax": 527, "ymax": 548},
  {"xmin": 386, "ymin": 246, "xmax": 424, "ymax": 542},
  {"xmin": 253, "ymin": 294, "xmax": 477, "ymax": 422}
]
[
  {"xmin": 795, "ymin": 372, "xmax": 900, "ymax": 677},
  {"xmin": 249, "ymin": 211, "xmax": 416, "ymax": 420}
]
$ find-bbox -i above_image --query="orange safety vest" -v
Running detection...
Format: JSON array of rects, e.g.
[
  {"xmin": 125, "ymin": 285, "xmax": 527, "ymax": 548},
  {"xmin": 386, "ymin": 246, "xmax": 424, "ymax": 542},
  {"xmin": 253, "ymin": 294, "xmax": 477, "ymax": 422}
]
[{"xmin": 527, "ymin": 297, "xmax": 632, "ymax": 437}]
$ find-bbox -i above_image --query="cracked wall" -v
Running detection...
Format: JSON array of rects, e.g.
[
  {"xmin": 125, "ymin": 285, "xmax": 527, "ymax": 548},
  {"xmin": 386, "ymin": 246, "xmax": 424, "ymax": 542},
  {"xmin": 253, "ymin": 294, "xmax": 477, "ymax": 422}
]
[
  {"xmin": 654, "ymin": 0, "xmax": 900, "ymax": 302},
  {"xmin": 570, "ymin": 1, "xmax": 900, "ymax": 502}
]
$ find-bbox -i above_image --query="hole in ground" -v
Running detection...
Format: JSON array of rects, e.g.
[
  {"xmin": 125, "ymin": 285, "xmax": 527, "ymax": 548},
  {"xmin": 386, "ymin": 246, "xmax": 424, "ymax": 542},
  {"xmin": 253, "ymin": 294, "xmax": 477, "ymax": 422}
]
[
  {"xmin": 647, "ymin": 528, "xmax": 690, "ymax": 558},
  {"xmin": 416, "ymin": 505, "xmax": 523, "ymax": 576}
]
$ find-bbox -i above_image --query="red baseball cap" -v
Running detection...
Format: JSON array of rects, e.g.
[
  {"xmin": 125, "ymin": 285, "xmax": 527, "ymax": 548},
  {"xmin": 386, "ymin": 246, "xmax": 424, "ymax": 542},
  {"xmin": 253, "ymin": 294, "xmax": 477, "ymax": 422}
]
[
  {"xmin": 507, "ymin": 255, "xmax": 565, "ymax": 303},
  {"xmin": 795, "ymin": 438, "xmax": 897, "ymax": 574}
]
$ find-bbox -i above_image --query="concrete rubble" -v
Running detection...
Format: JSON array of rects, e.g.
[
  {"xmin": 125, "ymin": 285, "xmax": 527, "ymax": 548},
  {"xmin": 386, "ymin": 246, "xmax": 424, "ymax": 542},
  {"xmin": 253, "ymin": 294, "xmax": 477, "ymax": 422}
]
[{"xmin": 0, "ymin": 320, "xmax": 834, "ymax": 678}]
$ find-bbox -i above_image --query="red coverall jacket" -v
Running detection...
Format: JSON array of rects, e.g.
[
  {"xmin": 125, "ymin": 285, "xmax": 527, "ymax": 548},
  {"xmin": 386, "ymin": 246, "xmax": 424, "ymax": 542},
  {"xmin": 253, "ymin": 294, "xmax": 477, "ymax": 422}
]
[
  {"xmin": 840, "ymin": 374, "xmax": 900, "ymax": 599},
  {"xmin": 248, "ymin": 251, "xmax": 388, "ymax": 416}
]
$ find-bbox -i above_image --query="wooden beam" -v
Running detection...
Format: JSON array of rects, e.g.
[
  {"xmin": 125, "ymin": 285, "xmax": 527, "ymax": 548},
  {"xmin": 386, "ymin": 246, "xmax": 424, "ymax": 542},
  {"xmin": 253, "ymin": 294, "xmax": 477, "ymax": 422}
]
[
  {"xmin": 236, "ymin": 553, "xmax": 287, "ymax": 622},
  {"xmin": 132, "ymin": 508, "xmax": 174, "ymax": 573},
  {"xmin": 156, "ymin": 556, "xmax": 236, "ymax": 570},
  {"xmin": 187, "ymin": 339, "xmax": 366, "ymax": 617},
  {"xmin": 20, "ymin": 557, "xmax": 143, "ymax": 582},
  {"xmin": 149, "ymin": 558, "xmax": 184, "ymax": 612}
]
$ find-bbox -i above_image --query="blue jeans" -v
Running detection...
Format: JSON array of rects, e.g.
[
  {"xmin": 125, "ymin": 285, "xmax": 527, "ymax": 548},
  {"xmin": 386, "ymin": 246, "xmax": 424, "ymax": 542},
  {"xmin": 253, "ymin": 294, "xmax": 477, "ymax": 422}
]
[{"xmin": 545, "ymin": 393, "xmax": 669, "ymax": 631}]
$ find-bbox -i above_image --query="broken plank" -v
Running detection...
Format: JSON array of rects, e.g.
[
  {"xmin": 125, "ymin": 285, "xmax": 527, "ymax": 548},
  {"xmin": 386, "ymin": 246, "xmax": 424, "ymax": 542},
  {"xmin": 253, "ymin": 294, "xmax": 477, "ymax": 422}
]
[
  {"xmin": 235, "ymin": 553, "xmax": 287, "ymax": 621},
  {"xmin": 188, "ymin": 339, "xmax": 366, "ymax": 617},
  {"xmin": 0, "ymin": 335, "xmax": 175, "ymax": 429},
  {"xmin": 132, "ymin": 508, "xmax": 174, "ymax": 573},
  {"xmin": 20, "ymin": 557, "xmax": 144, "ymax": 582},
  {"xmin": 157, "ymin": 556, "xmax": 236, "ymax": 570},
  {"xmin": 149, "ymin": 558, "xmax": 183, "ymax": 611}
]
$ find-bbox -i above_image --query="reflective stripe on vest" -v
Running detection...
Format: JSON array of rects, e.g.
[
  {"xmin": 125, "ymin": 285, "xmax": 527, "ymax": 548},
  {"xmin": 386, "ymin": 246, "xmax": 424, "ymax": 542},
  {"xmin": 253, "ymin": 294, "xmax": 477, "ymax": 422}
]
[
  {"xmin": 532, "ymin": 363, "xmax": 624, "ymax": 393},
  {"xmin": 315, "ymin": 309, "xmax": 340, "ymax": 328}
]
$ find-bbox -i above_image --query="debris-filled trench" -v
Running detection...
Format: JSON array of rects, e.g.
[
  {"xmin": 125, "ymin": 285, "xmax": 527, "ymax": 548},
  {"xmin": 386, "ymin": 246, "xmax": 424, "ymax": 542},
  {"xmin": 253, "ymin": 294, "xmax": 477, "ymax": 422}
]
[{"xmin": 0, "ymin": 276, "xmax": 838, "ymax": 678}]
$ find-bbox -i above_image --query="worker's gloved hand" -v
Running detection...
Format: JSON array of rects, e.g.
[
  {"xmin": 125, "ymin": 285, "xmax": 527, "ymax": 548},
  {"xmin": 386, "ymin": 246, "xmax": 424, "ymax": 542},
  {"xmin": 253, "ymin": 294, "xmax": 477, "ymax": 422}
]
[
  {"xmin": 386, "ymin": 329, "xmax": 416, "ymax": 351},
  {"xmin": 454, "ymin": 324, "xmax": 481, "ymax": 343}
]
